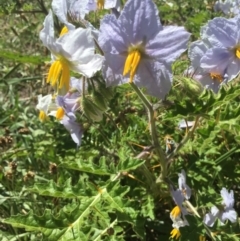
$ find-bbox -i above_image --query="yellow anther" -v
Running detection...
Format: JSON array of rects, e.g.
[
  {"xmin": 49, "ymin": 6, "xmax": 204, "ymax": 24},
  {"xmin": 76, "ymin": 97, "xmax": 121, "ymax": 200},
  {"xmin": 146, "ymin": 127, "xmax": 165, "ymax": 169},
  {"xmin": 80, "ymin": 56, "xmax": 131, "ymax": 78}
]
[
  {"xmin": 170, "ymin": 206, "xmax": 181, "ymax": 219},
  {"xmin": 236, "ymin": 48, "xmax": 240, "ymax": 59},
  {"xmin": 47, "ymin": 59, "xmax": 70, "ymax": 91},
  {"xmin": 170, "ymin": 228, "xmax": 181, "ymax": 240},
  {"xmin": 199, "ymin": 235, "xmax": 206, "ymax": 241},
  {"xmin": 123, "ymin": 51, "xmax": 135, "ymax": 75},
  {"xmin": 39, "ymin": 110, "xmax": 48, "ymax": 122},
  {"xmin": 210, "ymin": 73, "xmax": 223, "ymax": 83},
  {"xmin": 97, "ymin": 0, "xmax": 104, "ymax": 9},
  {"xmin": 123, "ymin": 50, "xmax": 141, "ymax": 83},
  {"xmin": 60, "ymin": 26, "xmax": 68, "ymax": 36},
  {"xmin": 47, "ymin": 60, "xmax": 61, "ymax": 86},
  {"xmin": 56, "ymin": 107, "xmax": 65, "ymax": 120},
  {"xmin": 59, "ymin": 60, "xmax": 70, "ymax": 89}
]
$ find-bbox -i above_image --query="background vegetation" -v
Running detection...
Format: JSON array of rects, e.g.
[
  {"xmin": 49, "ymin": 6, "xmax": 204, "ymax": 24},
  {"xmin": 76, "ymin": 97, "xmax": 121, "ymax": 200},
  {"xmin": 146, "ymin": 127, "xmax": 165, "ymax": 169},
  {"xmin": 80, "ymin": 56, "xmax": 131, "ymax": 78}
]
[{"xmin": 0, "ymin": 0, "xmax": 240, "ymax": 240}]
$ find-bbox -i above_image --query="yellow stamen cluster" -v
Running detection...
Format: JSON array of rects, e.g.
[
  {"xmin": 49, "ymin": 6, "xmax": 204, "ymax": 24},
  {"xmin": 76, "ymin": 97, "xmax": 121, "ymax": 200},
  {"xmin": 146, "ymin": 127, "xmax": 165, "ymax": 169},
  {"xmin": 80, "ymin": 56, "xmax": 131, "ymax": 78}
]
[
  {"xmin": 170, "ymin": 206, "xmax": 181, "ymax": 219},
  {"xmin": 199, "ymin": 235, "xmax": 206, "ymax": 241},
  {"xmin": 123, "ymin": 49, "xmax": 141, "ymax": 83},
  {"xmin": 47, "ymin": 59, "xmax": 70, "ymax": 90},
  {"xmin": 60, "ymin": 26, "xmax": 68, "ymax": 36},
  {"xmin": 39, "ymin": 110, "xmax": 48, "ymax": 122},
  {"xmin": 97, "ymin": 0, "xmax": 104, "ymax": 9},
  {"xmin": 170, "ymin": 228, "xmax": 181, "ymax": 240},
  {"xmin": 56, "ymin": 107, "xmax": 65, "ymax": 120},
  {"xmin": 235, "ymin": 47, "xmax": 240, "ymax": 59},
  {"xmin": 210, "ymin": 73, "xmax": 223, "ymax": 83}
]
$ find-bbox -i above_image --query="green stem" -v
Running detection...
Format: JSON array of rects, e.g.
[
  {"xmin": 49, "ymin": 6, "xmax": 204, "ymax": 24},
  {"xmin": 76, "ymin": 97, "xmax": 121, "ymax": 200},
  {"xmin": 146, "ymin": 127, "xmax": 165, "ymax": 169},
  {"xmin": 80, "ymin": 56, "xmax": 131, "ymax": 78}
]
[
  {"xmin": 130, "ymin": 83, "xmax": 167, "ymax": 180},
  {"xmin": 82, "ymin": 77, "xmax": 86, "ymax": 97},
  {"xmin": 139, "ymin": 164, "xmax": 162, "ymax": 198}
]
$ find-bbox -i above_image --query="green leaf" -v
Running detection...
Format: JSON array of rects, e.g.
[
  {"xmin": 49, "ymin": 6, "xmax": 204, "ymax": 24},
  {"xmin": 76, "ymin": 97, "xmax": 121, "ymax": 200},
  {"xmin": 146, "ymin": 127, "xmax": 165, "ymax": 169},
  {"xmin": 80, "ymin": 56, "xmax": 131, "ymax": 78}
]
[
  {"xmin": 60, "ymin": 157, "xmax": 115, "ymax": 175},
  {"xmin": 117, "ymin": 157, "xmax": 145, "ymax": 172},
  {"xmin": 27, "ymin": 178, "xmax": 97, "ymax": 198},
  {"xmin": 0, "ymin": 50, "xmax": 48, "ymax": 64}
]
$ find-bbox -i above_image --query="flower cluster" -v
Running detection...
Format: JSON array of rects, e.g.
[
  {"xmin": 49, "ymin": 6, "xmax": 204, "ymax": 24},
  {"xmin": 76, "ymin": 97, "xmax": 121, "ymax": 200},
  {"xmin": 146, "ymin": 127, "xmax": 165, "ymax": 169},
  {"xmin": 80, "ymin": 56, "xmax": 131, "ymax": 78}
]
[
  {"xmin": 37, "ymin": 0, "xmax": 190, "ymax": 145},
  {"xmin": 36, "ymin": 77, "xmax": 84, "ymax": 146}
]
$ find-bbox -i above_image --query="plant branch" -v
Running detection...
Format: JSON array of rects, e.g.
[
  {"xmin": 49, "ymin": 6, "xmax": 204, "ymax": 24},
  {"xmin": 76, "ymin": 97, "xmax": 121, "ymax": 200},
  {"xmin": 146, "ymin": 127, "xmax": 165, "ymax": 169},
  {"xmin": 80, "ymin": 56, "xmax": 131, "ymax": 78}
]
[{"xmin": 130, "ymin": 83, "xmax": 167, "ymax": 180}]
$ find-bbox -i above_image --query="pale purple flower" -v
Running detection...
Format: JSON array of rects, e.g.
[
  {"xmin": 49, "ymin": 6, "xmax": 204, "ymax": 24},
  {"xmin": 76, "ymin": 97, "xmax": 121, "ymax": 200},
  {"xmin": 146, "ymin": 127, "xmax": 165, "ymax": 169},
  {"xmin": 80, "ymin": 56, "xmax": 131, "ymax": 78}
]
[
  {"xmin": 214, "ymin": 0, "xmax": 233, "ymax": 15},
  {"xmin": 170, "ymin": 188, "xmax": 188, "ymax": 216},
  {"xmin": 170, "ymin": 187, "xmax": 189, "ymax": 229},
  {"xmin": 56, "ymin": 94, "xmax": 80, "ymax": 113},
  {"xmin": 178, "ymin": 170, "xmax": 191, "ymax": 200},
  {"xmin": 214, "ymin": 0, "xmax": 240, "ymax": 16},
  {"xmin": 204, "ymin": 187, "xmax": 237, "ymax": 227},
  {"xmin": 68, "ymin": 77, "xmax": 85, "ymax": 94},
  {"xmin": 54, "ymin": 77, "xmax": 83, "ymax": 116},
  {"xmin": 47, "ymin": 97, "xmax": 83, "ymax": 146},
  {"xmin": 200, "ymin": 16, "xmax": 240, "ymax": 80},
  {"xmin": 98, "ymin": 0, "xmax": 190, "ymax": 99},
  {"xmin": 188, "ymin": 40, "xmax": 228, "ymax": 92},
  {"xmin": 61, "ymin": 112, "xmax": 83, "ymax": 146}
]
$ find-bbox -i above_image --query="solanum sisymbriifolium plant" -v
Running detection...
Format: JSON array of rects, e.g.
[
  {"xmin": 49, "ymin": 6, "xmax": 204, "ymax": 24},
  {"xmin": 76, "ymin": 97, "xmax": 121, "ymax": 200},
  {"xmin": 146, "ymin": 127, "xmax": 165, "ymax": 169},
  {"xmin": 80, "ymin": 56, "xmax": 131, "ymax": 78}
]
[{"xmin": 1, "ymin": 0, "xmax": 240, "ymax": 240}]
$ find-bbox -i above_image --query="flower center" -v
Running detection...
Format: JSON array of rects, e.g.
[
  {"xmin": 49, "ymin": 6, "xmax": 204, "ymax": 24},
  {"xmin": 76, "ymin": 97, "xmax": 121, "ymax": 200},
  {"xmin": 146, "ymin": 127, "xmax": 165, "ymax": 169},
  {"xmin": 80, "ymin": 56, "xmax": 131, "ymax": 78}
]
[
  {"xmin": 47, "ymin": 59, "xmax": 70, "ymax": 90},
  {"xmin": 39, "ymin": 110, "xmax": 47, "ymax": 122},
  {"xmin": 60, "ymin": 26, "xmax": 68, "ymax": 36},
  {"xmin": 97, "ymin": 0, "xmax": 104, "ymax": 9},
  {"xmin": 235, "ymin": 47, "xmax": 240, "ymax": 59},
  {"xmin": 56, "ymin": 107, "xmax": 65, "ymax": 120},
  {"xmin": 123, "ymin": 49, "xmax": 141, "ymax": 83},
  {"xmin": 170, "ymin": 228, "xmax": 181, "ymax": 239},
  {"xmin": 170, "ymin": 206, "xmax": 181, "ymax": 219},
  {"xmin": 210, "ymin": 73, "xmax": 223, "ymax": 83}
]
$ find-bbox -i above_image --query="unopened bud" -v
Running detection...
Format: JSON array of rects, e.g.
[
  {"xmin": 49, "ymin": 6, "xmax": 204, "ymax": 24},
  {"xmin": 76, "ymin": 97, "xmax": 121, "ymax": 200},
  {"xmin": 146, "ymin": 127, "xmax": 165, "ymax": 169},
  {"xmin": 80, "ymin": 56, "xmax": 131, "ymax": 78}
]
[
  {"xmin": 98, "ymin": 84, "xmax": 114, "ymax": 101},
  {"xmin": 92, "ymin": 91, "xmax": 108, "ymax": 111},
  {"xmin": 81, "ymin": 97, "xmax": 103, "ymax": 122},
  {"xmin": 181, "ymin": 77, "xmax": 203, "ymax": 96}
]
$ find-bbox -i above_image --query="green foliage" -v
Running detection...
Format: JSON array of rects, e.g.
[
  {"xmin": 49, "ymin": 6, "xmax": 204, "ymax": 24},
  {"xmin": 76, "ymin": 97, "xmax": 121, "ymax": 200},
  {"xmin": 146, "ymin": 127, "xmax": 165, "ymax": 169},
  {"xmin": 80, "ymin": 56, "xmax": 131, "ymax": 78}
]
[{"xmin": 1, "ymin": 0, "xmax": 240, "ymax": 241}]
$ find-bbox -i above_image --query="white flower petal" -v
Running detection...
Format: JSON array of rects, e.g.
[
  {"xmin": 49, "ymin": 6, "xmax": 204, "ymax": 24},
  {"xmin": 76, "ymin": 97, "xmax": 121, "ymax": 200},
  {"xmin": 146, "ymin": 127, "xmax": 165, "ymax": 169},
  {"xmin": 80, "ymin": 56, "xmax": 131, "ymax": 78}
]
[
  {"xmin": 220, "ymin": 208, "xmax": 237, "ymax": 224},
  {"xmin": 71, "ymin": 54, "xmax": 104, "ymax": 78},
  {"xmin": 39, "ymin": 10, "xmax": 55, "ymax": 48},
  {"xmin": 221, "ymin": 187, "xmax": 235, "ymax": 208},
  {"xmin": 178, "ymin": 170, "xmax": 191, "ymax": 200},
  {"xmin": 68, "ymin": 0, "xmax": 89, "ymax": 20},
  {"xmin": 36, "ymin": 94, "xmax": 52, "ymax": 113},
  {"xmin": 52, "ymin": 0, "xmax": 75, "ymax": 30},
  {"xmin": 204, "ymin": 212, "xmax": 217, "ymax": 227},
  {"xmin": 211, "ymin": 206, "xmax": 220, "ymax": 217},
  {"xmin": 104, "ymin": 0, "xmax": 121, "ymax": 10}
]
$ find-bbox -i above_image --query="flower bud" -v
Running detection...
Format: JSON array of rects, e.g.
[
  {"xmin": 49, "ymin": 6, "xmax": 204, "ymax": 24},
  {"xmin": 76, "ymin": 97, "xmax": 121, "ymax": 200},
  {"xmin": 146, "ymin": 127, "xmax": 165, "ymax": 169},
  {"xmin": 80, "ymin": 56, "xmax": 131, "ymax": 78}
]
[
  {"xmin": 81, "ymin": 97, "xmax": 103, "ymax": 122},
  {"xmin": 98, "ymin": 84, "xmax": 114, "ymax": 101},
  {"xmin": 181, "ymin": 77, "xmax": 203, "ymax": 96},
  {"xmin": 92, "ymin": 91, "xmax": 108, "ymax": 111}
]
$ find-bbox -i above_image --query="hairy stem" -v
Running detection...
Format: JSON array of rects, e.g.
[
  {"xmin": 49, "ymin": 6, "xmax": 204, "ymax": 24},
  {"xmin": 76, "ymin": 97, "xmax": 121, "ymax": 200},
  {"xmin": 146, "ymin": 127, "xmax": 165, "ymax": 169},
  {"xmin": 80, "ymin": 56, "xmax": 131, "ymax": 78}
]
[{"xmin": 130, "ymin": 83, "xmax": 167, "ymax": 180}]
